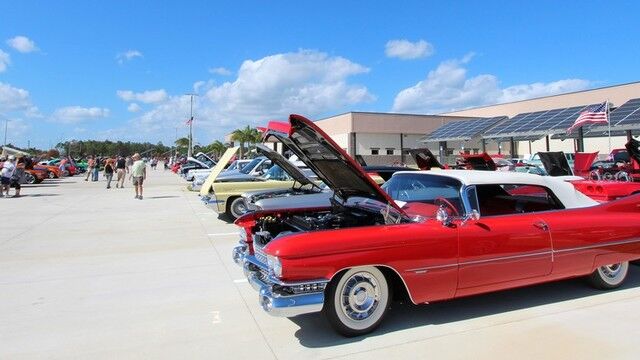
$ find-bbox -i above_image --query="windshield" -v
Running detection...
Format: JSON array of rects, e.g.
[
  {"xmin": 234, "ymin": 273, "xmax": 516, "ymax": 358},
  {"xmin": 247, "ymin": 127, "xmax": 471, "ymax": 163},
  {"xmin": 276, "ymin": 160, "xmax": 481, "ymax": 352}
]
[
  {"xmin": 240, "ymin": 158, "xmax": 262, "ymax": 174},
  {"xmin": 262, "ymin": 165, "xmax": 291, "ymax": 181},
  {"xmin": 382, "ymin": 173, "xmax": 464, "ymax": 213}
]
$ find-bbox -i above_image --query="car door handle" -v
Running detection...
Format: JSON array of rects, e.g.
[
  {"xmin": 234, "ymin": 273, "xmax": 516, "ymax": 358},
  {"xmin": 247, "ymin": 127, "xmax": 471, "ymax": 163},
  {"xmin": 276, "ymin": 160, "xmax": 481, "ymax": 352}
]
[{"xmin": 533, "ymin": 221, "xmax": 549, "ymax": 231}]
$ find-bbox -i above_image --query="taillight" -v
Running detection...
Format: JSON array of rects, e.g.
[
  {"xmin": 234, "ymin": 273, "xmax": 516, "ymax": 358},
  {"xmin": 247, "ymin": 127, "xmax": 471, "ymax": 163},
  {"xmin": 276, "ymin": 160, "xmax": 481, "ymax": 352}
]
[{"xmin": 596, "ymin": 186, "xmax": 604, "ymax": 193}]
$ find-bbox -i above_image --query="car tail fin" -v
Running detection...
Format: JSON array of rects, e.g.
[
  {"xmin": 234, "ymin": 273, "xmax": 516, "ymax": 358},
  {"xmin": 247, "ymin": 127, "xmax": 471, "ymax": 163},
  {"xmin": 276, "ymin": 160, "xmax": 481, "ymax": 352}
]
[{"xmin": 602, "ymin": 193, "xmax": 640, "ymax": 213}]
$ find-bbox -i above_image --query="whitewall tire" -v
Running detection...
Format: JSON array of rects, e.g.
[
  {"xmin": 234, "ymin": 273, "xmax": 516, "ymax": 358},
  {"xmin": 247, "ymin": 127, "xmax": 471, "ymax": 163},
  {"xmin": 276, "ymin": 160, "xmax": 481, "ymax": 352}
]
[
  {"xmin": 325, "ymin": 266, "xmax": 390, "ymax": 337},
  {"xmin": 588, "ymin": 262, "xmax": 629, "ymax": 289}
]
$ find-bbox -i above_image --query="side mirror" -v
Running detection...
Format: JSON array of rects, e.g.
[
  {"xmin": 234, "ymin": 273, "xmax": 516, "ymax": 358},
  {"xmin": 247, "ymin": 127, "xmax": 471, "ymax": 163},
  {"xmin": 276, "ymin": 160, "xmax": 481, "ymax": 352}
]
[{"xmin": 460, "ymin": 209, "xmax": 480, "ymax": 226}]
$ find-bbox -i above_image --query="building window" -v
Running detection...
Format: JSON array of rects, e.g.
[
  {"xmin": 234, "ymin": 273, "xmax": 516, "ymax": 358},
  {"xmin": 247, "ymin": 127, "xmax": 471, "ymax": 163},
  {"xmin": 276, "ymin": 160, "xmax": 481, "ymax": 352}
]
[
  {"xmin": 386, "ymin": 148, "xmax": 395, "ymax": 155},
  {"xmin": 371, "ymin": 148, "xmax": 379, "ymax": 155}
]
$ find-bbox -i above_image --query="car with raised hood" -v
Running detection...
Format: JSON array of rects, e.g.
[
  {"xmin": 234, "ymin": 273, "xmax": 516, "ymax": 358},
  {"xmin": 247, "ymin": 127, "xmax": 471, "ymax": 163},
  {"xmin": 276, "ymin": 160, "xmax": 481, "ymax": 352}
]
[
  {"xmin": 536, "ymin": 151, "xmax": 640, "ymax": 202},
  {"xmin": 240, "ymin": 147, "xmax": 440, "ymax": 213},
  {"xmin": 201, "ymin": 144, "xmax": 318, "ymax": 219},
  {"xmin": 231, "ymin": 114, "xmax": 640, "ymax": 337},
  {"xmin": 189, "ymin": 156, "xmax": 271, "ymax": 191}
]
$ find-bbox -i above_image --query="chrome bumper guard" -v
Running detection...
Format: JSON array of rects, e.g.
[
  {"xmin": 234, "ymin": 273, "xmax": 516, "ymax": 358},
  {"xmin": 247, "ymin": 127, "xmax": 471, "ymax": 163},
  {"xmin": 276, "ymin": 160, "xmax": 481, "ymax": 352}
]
[{"xmin": 232, "ymin": 246, "xmax": 326, "ymax": 318}]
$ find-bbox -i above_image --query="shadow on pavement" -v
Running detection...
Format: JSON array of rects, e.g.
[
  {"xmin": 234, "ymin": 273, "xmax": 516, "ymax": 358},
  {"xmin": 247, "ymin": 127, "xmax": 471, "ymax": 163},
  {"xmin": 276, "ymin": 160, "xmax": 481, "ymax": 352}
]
[
  {"xmin": 25, "ymin": 194, "xmax": 61, "ymax": 197},
  {"xmin": 292, "ymin": 265, "xmax": 640, "ymax": 347}
]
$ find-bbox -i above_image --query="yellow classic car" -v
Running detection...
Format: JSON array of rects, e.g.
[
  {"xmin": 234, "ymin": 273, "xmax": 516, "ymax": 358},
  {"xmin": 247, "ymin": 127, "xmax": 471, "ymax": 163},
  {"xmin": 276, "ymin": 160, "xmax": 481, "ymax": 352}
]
[{"xmin": 201, "ymin": 144, "xmax": 320, "ymax": 219}]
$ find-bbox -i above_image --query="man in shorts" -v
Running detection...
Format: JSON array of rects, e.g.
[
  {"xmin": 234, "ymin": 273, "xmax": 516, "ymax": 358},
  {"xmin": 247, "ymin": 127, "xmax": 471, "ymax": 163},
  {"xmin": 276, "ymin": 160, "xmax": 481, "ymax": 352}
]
[{"xmin": 130, "ymin": 153, "xmax": 146, "ymax": 200}]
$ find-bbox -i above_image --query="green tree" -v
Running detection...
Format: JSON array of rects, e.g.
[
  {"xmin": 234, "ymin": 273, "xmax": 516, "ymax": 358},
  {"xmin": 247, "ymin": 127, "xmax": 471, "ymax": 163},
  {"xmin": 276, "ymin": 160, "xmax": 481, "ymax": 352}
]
[
  {"xmin": 231, "ymin": 126, "xmax": 262, "ymax": 159},
  {"xmin": 174, "ymin": 137, "xmax": 190, "ymax": 155}
]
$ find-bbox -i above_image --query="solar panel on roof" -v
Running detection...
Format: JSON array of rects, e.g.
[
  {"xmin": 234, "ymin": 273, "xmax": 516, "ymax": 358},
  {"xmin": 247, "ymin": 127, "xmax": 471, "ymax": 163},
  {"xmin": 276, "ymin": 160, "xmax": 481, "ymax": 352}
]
[
  {"xmin": 610, "ymin": 98, "xmax": 640, "ymax": 127},
  {"xmin": 424, "ymin": 116, "xmax": 507, "ymax": 142},
  {"xmin": 482, "ymin": 104, "xmax": 602, "ymax": 138}
]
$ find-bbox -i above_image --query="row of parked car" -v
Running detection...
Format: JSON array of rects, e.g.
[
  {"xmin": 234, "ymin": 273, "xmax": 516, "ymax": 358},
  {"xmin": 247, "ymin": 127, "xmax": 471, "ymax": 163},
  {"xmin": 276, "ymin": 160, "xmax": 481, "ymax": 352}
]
[
  {"xmin": 0, "ymin": 155, "xmax": 88, "ymax": 185},
  {"xmin": 174, "ymin": 115, "xmax": 640, "ymax": 337}
]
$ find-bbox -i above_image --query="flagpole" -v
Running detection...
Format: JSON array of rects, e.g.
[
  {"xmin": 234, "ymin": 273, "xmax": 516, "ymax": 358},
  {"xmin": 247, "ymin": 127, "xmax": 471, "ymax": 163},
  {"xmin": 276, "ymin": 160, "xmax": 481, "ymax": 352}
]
[{"xmin": 607, "ymin": 100, "xmax": 611, "ymax": 153}]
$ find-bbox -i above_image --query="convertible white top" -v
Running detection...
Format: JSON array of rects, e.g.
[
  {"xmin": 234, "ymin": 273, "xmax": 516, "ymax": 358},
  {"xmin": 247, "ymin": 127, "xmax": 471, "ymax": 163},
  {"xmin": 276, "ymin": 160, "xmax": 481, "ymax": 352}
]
[{"xmin": 397, "ymin": 170, "xmax": 598, "ymax": 209}]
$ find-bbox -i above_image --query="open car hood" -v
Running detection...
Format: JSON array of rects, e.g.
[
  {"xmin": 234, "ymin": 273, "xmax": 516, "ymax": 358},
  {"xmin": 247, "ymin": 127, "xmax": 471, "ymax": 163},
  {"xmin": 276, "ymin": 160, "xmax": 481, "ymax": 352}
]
[
  {"xmin": 573, "ymin": 152, "xmax": 599, "ymax": 173},
  {"xmin": 461, "ymin": 153, "xmax": 496, "ymax": 171},
  {"xmin": 255, "ymin": 144, "xmax": 313, "ymax": 186},
  {"xmin": 198, "ymin": 146, "xmax": 239, "ymax": 196},
  {"xmin": 408, "ymin": 148, "xmax": 443, "ymax": 170},
  {"xmin": 262, "ymin": 114, "xmax": 406, "ymax": 214},
  {"xmin": 537, "ymin": 151, "xmax": 573, "ymax": 176},
  {"xmin": 626, "ymin": 138, "xmax": 640, "ymax": 165}
]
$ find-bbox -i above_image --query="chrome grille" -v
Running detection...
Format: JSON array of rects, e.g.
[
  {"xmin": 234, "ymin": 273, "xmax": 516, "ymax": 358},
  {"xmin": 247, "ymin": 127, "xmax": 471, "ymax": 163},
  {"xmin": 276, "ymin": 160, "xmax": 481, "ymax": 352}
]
[{"xmin": 254, "ymin": 244, "xmax": 268, "ymax": 265}]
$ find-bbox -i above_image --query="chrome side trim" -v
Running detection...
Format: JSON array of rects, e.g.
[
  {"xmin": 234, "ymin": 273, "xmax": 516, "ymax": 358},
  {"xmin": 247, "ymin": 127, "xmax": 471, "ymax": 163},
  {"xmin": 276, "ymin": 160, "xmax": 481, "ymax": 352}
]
[
  {"xmin": 459, "ymin": 250, "xmax": 552, "ymax": 266},
  {"xmin": 405, "ymin": 238, "xmax": 640, "ymax": 274},
  {"xmin": 554, "ymin": 238, "xmax": 640, "ymax": 254},
  {"xmin": 406, "ymin": 263, "xmax": 458, "ymax": 273}
]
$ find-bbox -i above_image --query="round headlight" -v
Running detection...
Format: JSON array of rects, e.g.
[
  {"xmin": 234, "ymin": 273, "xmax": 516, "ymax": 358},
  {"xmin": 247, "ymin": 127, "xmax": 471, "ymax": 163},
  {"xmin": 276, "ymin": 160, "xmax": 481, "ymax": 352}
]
[{"xmin": 267, "ymin": 255, "xmax": 282, "ymax": 278}]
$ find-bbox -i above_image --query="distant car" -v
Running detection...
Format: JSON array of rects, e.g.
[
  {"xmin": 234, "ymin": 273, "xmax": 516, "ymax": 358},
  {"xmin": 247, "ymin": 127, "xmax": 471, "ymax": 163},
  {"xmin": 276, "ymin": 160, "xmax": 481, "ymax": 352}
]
[
  {"xmin": 201, "ymin": 145, "xmax": 319, "ymax": 219},
  {"xmin": 34, "ymin": 164, "xmax": 62, "ymax": 179}
]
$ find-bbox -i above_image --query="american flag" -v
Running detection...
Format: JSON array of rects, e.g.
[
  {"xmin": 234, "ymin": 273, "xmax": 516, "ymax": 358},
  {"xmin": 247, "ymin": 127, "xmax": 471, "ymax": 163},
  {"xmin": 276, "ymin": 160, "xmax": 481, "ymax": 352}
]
[
  {"xmin": 185, "ymin": 116, "xmax": 193, "ymax": 125},
  {"xmin": 567, "ymin": 101, "xmax": 608, "ymax": 133}
]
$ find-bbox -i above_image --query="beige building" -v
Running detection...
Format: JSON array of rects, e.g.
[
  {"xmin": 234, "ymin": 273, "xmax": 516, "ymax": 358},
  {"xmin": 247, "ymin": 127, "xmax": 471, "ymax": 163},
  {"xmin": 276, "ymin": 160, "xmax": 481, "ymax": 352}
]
[
  {"xmin": 443, "ymin": 81, "xmax": 640, "ymax": 157},
  {"xmin": 314, "ymin": 112, "xmax": 491, "ymax": 165}
]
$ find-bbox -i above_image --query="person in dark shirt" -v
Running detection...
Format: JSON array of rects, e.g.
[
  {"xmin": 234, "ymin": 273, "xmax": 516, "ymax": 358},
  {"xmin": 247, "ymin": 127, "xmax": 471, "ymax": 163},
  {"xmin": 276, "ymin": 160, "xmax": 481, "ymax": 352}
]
[
  {"xmin": 104, "ymin": 158, "xmax": 115, "ymax": 189},
  {"xmin": 115, "ymin": 155, "xmax": 127, "ymax": 188}
]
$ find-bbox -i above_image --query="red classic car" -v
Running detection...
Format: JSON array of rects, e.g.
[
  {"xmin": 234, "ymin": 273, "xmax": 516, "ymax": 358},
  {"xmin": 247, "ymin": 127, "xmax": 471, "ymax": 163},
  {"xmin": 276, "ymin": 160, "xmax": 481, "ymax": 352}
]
[{"xmin": 231, "ymin": 114, "xmax": 640, "ymax": 337}]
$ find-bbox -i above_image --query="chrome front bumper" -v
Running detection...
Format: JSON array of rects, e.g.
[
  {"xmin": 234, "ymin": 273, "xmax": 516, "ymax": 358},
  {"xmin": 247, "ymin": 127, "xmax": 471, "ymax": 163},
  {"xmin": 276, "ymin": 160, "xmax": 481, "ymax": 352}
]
[
  {"xmin": 201, "ymin": 195, "xmax": 223, "ymax": 212},
  {"xmin": 232, "ymin": 245, "xmax": 326, "ymax": 318}
]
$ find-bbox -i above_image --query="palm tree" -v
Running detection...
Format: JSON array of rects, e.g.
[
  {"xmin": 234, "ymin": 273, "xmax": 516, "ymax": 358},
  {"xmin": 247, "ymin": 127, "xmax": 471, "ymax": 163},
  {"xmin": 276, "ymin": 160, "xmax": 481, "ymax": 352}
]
[
  {"xmin": 175, "ymin": 137, "xmax": 190, "ymax": 155},
  {"xmin": 209, "ymin": 140, "xmax": 227, "ymax": 160},
  {"xmin": 231, "ymin": 126, "xmax": 262, "ymax": 158}
]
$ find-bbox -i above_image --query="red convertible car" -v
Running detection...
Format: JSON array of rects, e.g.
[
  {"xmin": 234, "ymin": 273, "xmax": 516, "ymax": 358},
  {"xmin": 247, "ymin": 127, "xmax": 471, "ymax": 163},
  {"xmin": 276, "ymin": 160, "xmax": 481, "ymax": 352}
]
[{"xmin": 232, "ymin": 114, "xmax": 640, "ymax": 337}]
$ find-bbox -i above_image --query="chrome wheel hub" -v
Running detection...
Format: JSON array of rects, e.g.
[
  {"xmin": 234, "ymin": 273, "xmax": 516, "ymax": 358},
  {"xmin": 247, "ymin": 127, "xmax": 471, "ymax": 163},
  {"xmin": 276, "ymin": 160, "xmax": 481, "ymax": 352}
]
[
  {"xmin": 601, "ymin": 264, "xmax": 621, "ymax": 279},
  {"xmin": 340, "ymin": 272, "xmax": 380, "ymax": 321}
]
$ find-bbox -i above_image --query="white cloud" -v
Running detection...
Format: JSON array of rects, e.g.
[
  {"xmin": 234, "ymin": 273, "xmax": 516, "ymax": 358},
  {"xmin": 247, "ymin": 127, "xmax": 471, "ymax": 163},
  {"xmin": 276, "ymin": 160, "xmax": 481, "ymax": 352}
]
[
  {"xmin": 4, "ymin": 118, "xmax": 31, "ymax": 140},
  {"xmin": 0, "ymin": 50, "xmax": 10, "ymax": 72},
  {"xmin": 127, "ymin": 103, "xmax": 142, "ymax": 112},
  {"xmin": 6, "ymin": 36, "xmax": 38, "ymax": 53},
  {"xmin": 392, "ymin": 55, "xmax": 591, "ymax": 113},
  {"xmin": 0, "ymin": 82, "xmax": 31, "ymax": 111},
  {"xmin": 116, "ymin": 89, "xmax": 167, "ymax": 104},
  {"xmin": 209, "ymin": 67, "xmax": 232, "ymax": 76},
  {"xmin": 116, "ymin": 50, "xmax": 143, "ymax": 64},
  {"xmin": 117, "ymin": 49, "xmax": 374, "ymax": 143},
  {"xmin": 51, "ymin": 106, "xmax": 110, "ymax": 123},
  {"xmin": 385, "ymin": 39, "xmax": 434, "ymax": 60}
]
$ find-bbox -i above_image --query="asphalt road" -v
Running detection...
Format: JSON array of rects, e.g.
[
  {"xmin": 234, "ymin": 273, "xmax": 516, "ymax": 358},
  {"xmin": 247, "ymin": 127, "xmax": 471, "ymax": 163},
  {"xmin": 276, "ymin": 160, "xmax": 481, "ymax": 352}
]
[{"xmin": 2, "ymin": 168, "xmax": 640, "ymax": 359}]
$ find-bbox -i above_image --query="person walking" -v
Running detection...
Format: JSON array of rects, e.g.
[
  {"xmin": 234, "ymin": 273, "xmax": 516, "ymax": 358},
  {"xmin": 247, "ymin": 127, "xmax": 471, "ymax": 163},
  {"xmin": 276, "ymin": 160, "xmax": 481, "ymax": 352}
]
[
  {"xmin": 10, "ymin": 155, "xmax": 26, "ymax": 197},
  {"xmin": 92, "ymin": 157, "xmax": 100, "ymax": 181},
  {"xmin": 115, "ymin": 155, "xmax": 127, "ymax": 188},
  {"xmin": 104, "ymin": 158, "xmax": 115, "ymax": 189},
  {"xmin": 130, "ymin": 153, "xmax": 146, "ymax": 200},
  {"xmin": 1, "ymin": 155, "xmax": 15, "ymax": 198},
  {"xmin": 85, "ymin": 156, "xmax": 95, "ymax": 181}
]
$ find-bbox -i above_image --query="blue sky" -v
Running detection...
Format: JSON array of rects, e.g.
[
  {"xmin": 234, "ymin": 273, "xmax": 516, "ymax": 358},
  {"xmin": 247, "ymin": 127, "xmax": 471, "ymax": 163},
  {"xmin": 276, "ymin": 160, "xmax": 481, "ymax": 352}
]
[{"xmin": 1, "ymin": 0, "xmax": 639, "ymax": 149}]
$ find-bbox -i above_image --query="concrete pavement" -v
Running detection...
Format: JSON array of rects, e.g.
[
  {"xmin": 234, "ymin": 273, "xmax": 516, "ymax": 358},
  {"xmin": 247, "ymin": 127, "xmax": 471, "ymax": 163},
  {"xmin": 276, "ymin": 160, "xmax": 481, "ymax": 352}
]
[{"xmin": 2, "ymin": 168, "xmax": 640, "ymax": 359}]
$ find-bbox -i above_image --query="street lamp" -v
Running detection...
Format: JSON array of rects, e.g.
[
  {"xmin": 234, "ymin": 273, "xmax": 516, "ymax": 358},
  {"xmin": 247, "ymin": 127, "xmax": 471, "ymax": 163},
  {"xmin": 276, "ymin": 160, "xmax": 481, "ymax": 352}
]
[{"xmin": 3, "ymin": 118, "xmax": 9, "ymax": 146}]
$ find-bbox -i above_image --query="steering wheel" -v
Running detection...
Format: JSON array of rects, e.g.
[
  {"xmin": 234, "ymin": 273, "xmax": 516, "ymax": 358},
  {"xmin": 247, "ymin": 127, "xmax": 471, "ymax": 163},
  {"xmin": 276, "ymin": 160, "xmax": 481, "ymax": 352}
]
[{"xmin": 434, "ymin": 197, "xmax": 459, "ymax": 216}]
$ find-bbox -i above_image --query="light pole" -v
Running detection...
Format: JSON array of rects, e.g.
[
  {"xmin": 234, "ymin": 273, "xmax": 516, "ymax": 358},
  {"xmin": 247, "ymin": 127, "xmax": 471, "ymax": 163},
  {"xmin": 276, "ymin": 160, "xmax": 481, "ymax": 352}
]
[
  {"xmin": 185, "ymin": 93, "xmax": 198, "ymax": 158},
  {"xmin": 3, "ymin": 119, "xmax": 8, "ymax": 146}
]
